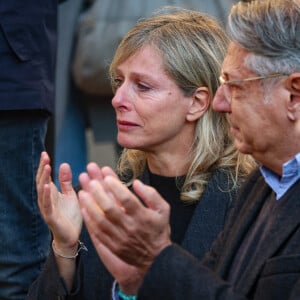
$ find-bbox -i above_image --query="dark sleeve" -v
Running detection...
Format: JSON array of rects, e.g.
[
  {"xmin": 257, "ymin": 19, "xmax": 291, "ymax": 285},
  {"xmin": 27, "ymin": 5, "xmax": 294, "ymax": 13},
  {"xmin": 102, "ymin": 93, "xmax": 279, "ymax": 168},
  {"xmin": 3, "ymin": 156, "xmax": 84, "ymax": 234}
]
[
  {"xmin": 201, "ymin": 168, "xmax": 261, "ymax": 271},
  {"xmin": 290, "ymin": 277, "xmax": 300, "ymax": 300},
  {"xmin": 26, "ymin": 249, "xmax": 84, "ymax": 299},
  {"xmin": 138, "ymin": 244, "xmax": 247, "ymax": 300}
]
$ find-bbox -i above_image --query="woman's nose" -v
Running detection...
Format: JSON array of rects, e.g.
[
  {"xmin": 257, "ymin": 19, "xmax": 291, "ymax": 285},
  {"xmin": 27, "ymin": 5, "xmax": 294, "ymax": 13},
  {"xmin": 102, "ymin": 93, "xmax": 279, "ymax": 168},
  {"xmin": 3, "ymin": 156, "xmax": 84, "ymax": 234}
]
[{"xmin": 112, "ymin": 85, "xmax": 128, "ymax": 109}]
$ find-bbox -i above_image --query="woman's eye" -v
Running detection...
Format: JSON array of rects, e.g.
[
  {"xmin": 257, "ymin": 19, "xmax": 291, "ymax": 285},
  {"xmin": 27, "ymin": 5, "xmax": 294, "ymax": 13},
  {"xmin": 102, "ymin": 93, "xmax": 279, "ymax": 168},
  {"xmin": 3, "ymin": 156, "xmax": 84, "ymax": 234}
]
[
  {"xmin": 113, "ymin": 78, "xmax": 123, "ymax": 89},
  {"xmin": 137, "ymin": 82, "xmax": 150, "ymax": 91}
]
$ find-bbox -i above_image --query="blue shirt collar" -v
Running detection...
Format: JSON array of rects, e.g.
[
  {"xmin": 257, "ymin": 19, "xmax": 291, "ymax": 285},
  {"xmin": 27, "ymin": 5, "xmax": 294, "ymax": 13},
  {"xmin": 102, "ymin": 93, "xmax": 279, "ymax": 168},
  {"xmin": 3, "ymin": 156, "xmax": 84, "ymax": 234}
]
[{"xmin": 260, "ymin": 152, "xmax": 300, "ymax": 200}]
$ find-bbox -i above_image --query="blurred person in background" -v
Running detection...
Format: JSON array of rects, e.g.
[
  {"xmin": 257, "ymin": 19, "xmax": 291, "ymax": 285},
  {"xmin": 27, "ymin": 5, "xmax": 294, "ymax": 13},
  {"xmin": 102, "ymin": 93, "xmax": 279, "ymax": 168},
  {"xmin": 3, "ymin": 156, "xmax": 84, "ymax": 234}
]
[{"xmin": 0, "ymin": 1, "xmax": 67, "ymax": 299}]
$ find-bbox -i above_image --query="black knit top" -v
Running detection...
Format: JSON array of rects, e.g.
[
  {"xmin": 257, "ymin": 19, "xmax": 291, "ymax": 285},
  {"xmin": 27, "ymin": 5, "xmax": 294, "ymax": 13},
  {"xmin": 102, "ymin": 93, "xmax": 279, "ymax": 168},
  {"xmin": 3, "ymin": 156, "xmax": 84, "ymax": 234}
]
[{"xmin": 148, "ymin": 172, "xmax": 197, "ymax": 244}]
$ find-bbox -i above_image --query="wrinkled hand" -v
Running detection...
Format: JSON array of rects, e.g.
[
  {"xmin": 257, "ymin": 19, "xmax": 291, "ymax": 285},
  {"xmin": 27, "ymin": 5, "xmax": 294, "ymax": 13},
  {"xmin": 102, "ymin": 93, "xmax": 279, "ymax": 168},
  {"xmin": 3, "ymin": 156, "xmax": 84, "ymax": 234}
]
[
  {"xmin": 78, "ymin": 167, "xmax": 172, "ymax": 278},
  {"xmin": 36, "ymin": 152, "xmax": 82, "ymax": 248},
  {"xmin": 88, "ymin": 238, "xmax": 144, "ymax": 294},
  {"xmin": 78, "ymin": 164, "xmax": 146, "ymax": 293}
]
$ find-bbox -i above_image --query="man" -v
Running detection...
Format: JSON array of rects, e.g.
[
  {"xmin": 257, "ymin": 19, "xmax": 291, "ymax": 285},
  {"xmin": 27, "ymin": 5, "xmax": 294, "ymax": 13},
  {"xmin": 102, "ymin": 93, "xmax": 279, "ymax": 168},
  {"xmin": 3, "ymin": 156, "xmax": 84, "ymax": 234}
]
[
  {"xmin": 78, "ymin": 0, "xmax": 300, "ymax": 299},
  {"xmin": 0, "ymin": 1, "xmax": 66, "ymax": 299}
]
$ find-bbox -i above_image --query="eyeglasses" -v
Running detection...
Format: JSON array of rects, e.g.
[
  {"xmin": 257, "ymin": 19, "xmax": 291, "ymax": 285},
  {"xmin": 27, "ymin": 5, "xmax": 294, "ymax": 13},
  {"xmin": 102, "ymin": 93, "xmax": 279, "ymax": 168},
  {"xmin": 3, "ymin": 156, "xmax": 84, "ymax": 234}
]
[{"xmin": 219, "ymin": 73, "xmax": 289, "ymax": 101}]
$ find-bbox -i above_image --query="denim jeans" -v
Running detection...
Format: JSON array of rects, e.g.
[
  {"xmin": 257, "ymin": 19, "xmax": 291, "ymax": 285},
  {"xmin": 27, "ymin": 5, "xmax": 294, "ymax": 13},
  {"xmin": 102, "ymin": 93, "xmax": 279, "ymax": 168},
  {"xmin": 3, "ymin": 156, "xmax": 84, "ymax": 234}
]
[{"xmin": 0, "ymin": 110, "xmax": 51, "ymax": 299}]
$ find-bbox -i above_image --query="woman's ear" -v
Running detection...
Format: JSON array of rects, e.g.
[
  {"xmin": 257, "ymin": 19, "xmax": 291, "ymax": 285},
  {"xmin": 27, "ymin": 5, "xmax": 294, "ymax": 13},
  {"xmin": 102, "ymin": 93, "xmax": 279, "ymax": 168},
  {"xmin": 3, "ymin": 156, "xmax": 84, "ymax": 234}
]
[
  {"xmin": 286, "ymin": 73, "xmax": 300, "ymax": 121},
  {"xmin": 186, "ymin": 87, "xmax": 210, "ymax": 122}
]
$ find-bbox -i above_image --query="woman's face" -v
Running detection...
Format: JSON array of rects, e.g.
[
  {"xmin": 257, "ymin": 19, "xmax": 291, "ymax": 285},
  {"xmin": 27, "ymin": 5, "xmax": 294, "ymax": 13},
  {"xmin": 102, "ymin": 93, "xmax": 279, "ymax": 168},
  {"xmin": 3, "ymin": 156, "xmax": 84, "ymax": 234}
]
[{"xmin": 112, "ymin": 45, "xmax": 196, "ymax": 154}]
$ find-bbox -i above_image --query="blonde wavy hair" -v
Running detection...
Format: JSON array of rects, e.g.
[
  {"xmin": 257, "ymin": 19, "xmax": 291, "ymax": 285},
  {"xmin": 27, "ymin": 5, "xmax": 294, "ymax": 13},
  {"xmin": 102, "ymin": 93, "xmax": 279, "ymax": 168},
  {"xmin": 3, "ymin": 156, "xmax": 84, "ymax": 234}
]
[{"xmin": 109, "ymin": 7, "xmax": 256, "ymax": 202}]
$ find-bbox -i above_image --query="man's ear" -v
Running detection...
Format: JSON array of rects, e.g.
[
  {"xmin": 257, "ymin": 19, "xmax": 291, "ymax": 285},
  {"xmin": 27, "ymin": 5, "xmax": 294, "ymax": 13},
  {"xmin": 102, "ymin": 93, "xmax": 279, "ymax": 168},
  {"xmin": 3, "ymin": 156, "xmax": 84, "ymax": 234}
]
[
  {"xmin": 186, "ymin": 87, "xmax": 210, "ymax": 122},
  {"xmin": 286, "ymin": 73, "xmax": 300, "ymax": 121}
]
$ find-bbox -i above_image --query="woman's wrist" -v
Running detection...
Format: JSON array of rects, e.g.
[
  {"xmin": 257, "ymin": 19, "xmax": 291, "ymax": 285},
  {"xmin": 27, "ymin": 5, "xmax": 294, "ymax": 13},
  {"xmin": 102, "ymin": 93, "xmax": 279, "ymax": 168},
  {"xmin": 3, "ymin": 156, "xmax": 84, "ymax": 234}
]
[{"xmin": 52, "ymin": 240, "xmax": 88, "ymax": 259}]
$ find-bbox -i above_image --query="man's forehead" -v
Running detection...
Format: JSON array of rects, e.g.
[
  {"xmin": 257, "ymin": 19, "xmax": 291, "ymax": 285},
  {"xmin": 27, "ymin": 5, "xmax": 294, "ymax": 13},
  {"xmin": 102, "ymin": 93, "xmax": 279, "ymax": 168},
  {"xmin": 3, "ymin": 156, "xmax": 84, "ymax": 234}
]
[{"xmin": 222, "ymin": 43, "xmax": 251, "ymax": 78}]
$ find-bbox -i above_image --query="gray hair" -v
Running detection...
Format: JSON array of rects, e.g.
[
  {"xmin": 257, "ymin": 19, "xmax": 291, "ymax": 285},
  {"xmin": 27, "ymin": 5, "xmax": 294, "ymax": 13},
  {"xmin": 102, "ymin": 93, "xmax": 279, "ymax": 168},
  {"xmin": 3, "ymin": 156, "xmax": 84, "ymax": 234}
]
[{"xmin": 228, "ymin": 0, "xmax": 300, "ymax": 75}]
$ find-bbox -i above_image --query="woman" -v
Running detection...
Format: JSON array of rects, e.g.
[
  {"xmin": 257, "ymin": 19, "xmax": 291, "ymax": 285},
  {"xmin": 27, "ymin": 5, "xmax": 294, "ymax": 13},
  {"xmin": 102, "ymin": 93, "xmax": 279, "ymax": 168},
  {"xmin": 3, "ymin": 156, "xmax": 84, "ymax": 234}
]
[{"xmin": 28, "ymin": 8, "xmax": 255, "ymax": 299}]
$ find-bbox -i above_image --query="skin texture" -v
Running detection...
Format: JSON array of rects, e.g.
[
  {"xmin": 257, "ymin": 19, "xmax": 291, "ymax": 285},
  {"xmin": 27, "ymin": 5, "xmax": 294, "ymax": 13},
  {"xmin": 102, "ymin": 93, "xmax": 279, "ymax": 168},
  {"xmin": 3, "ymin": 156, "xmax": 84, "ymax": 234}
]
[
  {"xmin": 213, "ymin": 42, "xmax": 300, "ymax": 174},
  {"xmin": 36, "ymin": 152, "xmax": 81, "ymax": 289},
  {"xmin": 111, "ymin": 45, "xmax": 209, "ymax": 176}
]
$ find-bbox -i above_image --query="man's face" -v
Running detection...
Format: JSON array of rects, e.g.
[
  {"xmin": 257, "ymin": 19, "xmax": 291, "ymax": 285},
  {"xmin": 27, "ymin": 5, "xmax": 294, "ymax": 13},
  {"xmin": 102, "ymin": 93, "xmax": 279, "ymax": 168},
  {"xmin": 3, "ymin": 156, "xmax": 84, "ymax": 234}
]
[{"xmin": 213, "ymin": 42, "xmax": 290, "ymax": 166}]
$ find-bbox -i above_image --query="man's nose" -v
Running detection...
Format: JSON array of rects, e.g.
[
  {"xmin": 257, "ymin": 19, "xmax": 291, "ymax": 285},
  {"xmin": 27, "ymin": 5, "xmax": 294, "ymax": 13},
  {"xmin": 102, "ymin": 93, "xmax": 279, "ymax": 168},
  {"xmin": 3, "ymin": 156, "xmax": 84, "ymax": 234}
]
[{"xmin": 212, "ymin": 85, "xmax": 231, "ymax": 113}]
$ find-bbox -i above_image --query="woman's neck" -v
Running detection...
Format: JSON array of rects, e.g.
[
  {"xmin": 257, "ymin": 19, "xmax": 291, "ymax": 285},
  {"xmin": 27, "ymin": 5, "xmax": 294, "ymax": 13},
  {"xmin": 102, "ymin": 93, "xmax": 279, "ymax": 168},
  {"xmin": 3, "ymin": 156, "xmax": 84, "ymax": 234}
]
[{"xmin": 146, "ymin": 151, "xmax": 190, "ymax": 177}]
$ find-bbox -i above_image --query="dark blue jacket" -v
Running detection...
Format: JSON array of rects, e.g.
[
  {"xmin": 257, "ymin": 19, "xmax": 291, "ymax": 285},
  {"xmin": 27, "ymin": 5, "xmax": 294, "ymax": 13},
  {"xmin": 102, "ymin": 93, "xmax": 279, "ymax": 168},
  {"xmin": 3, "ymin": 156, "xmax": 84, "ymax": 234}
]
[{"xmin": 0, "ymin": 0, "xmax": 65, "ymax": 113}]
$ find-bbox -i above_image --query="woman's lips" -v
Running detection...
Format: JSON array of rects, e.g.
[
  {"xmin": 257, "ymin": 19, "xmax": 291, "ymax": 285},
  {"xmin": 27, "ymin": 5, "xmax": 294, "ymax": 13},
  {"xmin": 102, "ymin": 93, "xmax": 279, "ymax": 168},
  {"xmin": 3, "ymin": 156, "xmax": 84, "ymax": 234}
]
[{"xmin": 117, "ymin": 120, "xmax": 139, "ymax": 130}]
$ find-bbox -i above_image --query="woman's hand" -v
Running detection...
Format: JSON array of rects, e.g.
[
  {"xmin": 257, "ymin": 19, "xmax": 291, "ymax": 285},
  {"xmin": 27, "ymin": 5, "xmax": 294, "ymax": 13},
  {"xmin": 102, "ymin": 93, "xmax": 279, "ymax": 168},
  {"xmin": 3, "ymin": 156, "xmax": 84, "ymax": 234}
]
[{"xmin": 36, "ymin": 152, "xmax": 82, "ymax": 252}]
